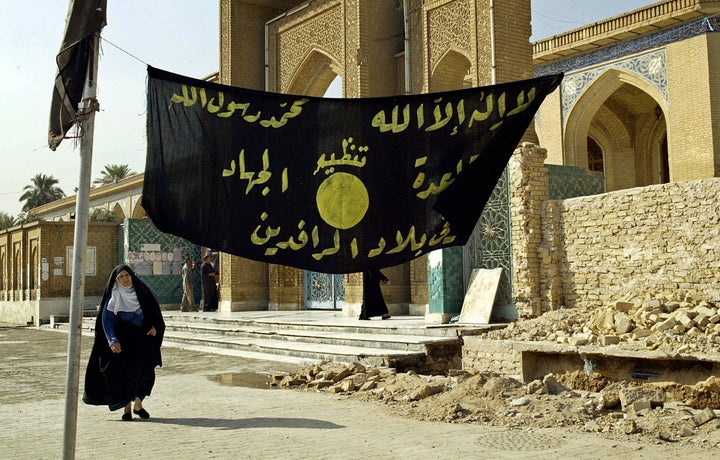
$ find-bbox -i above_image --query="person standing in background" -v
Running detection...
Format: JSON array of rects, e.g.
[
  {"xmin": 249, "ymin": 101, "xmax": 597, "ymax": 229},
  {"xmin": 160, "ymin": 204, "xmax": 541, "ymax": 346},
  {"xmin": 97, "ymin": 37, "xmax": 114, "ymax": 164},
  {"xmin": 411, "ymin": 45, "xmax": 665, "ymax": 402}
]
[
  {"xmin": 180, "ymin": 258, "xmax": 197, "ymax": 312},
  {"xmin": 359, "ymin": 269, "xmax": 391, "ymax": 320},
  {"xmin": 201, "ymin": 255, "xmax": 219, "ymax": 312}
]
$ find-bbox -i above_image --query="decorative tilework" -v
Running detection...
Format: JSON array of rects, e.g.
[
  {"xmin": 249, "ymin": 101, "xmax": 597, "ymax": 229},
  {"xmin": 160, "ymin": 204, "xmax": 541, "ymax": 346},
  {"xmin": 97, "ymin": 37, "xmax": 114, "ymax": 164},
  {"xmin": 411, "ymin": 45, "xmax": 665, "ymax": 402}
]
[
  {"xmin": 464, "ymin": 168, "xmax": 513, "ymax": 307},
  {"xmin": 534, "ymin": 15, "xmax": 720, "ymax": 130},
  {"xmin": 535, "ymin": 15, "xmax": 719, "ymax": 77},
  {"xmin": 546, "ymin": 165, "xmax": 605, "ymax": 200},
  {"xmin": 559, "ymin": 50, "xmax": 667, "ymax": 128}
]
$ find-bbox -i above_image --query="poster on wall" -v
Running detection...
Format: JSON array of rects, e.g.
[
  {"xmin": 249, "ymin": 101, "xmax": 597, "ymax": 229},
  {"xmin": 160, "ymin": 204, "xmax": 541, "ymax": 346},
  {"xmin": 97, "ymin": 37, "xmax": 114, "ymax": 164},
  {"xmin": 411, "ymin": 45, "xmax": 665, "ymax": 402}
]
[{"xmin": 65, "ymin": 246, "xmax": 96, "ymax": 276}]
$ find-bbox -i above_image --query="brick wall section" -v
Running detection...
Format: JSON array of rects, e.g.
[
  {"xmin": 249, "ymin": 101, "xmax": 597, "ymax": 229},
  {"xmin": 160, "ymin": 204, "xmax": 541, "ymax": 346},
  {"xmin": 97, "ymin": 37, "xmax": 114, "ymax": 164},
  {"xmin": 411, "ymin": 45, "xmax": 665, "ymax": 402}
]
[
  {"xmin": 708, "ymin": 32, "xmax": 720, "ymax": 175},
  {"xmin": 509, "ymin": 144, "xmax": 550, "ymax": 316},
  {"xmin": 535, "ymin": 87, "xmax": 563, "ymax": 165},
  {"xmin": 0, "ymin": 222, "xmax": 117, "ymax": 318},
  {"xmin": 666, "ymin": 36, "xmax": 716, "ymax": 180},
  {"xmin": 538, "ymin": 178, "xmax": 720, "ymax": 311},
  {"xmin": 491, "ymin": 0, "xmax": 533, "ymax": 83},
  {"xmin": 462, "ymin": 337, "xmax": 524, "ymax": 380}
]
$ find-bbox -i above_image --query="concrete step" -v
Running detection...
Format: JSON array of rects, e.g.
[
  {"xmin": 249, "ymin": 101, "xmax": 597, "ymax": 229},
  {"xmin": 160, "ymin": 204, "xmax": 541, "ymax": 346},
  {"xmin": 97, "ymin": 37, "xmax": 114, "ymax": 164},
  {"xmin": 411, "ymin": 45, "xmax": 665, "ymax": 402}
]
[
  {"xmin": 162, "ymin": 330, "xmax": 428, "ymax": 368},
  {"xmin": 161, "ymin": 312, "xmax": 465, "ymax": 338},
  {"xmin": 162, "ymin": 320, "xmax": 459, "ymax": 352},
  {"xmin": 53, "ymin": 314, "xmax": 463, "ymax": 371}
]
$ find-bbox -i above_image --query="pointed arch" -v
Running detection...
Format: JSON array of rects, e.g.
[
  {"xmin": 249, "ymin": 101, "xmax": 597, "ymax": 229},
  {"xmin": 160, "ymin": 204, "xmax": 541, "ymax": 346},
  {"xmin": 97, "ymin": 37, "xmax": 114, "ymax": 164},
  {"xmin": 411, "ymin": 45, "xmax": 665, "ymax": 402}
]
[
  {"xmin": 112, "ymin": 203, "xmax": 125, "ymax": 221},
  {"xmin": 13, "ymin": 245, "xmax": 21, "ymax": 295},
  {"xmin": 29, "ymin": 243, "xmax": 38, "ymax": 294},
  {"xmin": 131, "ymin": 200, "xmax": 146, "ymax": 219},
  {"xmin": 564, "ymin": 68, "xmax": 668, "ymax": 191},
  {"xmin": 430, "ymin": 47, "xmax": 472, "ymax": 92},
  {"xmin": 286, "ymin": 47, "xmax": 343, "ymax": 97},
  {"xmin": 0, "ymin": 249, "xmax": 5, "ymax": 295}
]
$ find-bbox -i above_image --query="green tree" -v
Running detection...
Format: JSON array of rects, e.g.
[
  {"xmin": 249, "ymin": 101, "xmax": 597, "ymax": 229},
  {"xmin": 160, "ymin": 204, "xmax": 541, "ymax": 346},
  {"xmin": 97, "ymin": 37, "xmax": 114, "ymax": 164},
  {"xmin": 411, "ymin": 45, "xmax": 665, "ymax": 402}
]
[
  {"xmin": 90, "ymin": 208, "xmax": 119, "ymax": 222},
  {"xmin": 19, "ymin": 174, "xmax": 66, "ymax": 212},
  {"xmin": 16, "ymin": 212, "xmax": 42, "ymax": 225},
  {"xmin": 93, "ymin": 164, "xmax": 136, "ymax": 186},
  {"xmin": 0, "ymin": 211, "xmax": 17, "ymax": 230}
]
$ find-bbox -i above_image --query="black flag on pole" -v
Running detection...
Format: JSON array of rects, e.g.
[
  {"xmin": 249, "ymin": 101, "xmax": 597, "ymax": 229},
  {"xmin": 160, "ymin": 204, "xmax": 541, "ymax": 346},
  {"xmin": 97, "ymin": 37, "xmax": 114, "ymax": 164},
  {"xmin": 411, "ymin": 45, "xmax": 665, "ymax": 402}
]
[
  {"xmin": 143, "ymin": 66, "xmax": 562, "ymax": 274},
  {"xmin": 48, "ymin": 0, "xmax": 107, "ymax": 151}
]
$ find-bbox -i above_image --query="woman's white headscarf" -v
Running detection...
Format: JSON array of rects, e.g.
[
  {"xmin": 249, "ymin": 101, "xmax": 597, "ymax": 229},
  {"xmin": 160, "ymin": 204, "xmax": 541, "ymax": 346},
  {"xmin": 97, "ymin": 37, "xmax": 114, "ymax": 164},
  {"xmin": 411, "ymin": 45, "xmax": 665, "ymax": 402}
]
[{"xmin": 106, "ymin": 281, "xmax": 141, "ymax": 314}]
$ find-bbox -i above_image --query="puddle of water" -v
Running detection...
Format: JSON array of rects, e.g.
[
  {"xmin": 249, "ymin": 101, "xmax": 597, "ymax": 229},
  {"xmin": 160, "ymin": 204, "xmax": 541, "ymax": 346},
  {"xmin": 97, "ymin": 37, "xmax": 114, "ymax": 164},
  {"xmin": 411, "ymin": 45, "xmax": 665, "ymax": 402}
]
[{"xmin": 211, "ymin": 372, "xmax": 277, "ymax": 389}]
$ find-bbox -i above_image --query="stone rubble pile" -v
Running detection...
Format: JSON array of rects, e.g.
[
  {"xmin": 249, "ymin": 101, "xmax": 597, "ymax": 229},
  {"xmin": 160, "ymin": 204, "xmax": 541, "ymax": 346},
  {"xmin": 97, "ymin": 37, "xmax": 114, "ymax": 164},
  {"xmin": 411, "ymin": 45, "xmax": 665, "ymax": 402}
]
[
  {"xmin": 271, "ymin": 361, "xmax": 720, "ymax": 444},
  {"xmin": 487, "ymin": 293, "xmax": 720, "ymax": 355}
]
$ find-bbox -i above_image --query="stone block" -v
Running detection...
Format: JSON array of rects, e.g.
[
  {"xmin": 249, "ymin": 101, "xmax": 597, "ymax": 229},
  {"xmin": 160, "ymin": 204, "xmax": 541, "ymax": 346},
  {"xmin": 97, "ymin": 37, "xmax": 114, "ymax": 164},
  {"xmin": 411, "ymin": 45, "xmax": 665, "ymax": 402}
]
[
  {"xmin": 692, "ymin": 408, "xmax": 716, "ymax": 427},
  {"xmin": 671, "ymin": 324, "xmax": 686, "ymax": 335},
  {"xmin": 647, "ymin": 299, "xmax": 662, "ymax": 309},
  {"xmin": 614, "ymin": 313, "xmax": 634, "ymax": 334},
  {"xmin": 694, "ymin": 306, "xmax": 716, "ymax": 317},
  {"xmin": 408, "ymin": 383, "xmax": 445, "ymax": 401},
  {"xmin": 339, "ymin": 380, "xmax": 356, "ymax": 392},
  {"xmin": 359, "ymin": 380, "xmax": 377, "ymax": 391},
  {"xmin": 614, "ymin": 301, "xmax": 635, "ymax": 313},
  {"xmin": 331, "ymin": 367, "xmax": 353, "ymax": 382},
  {"xmin": 619, "ymin": 387, "xmax": 665, "ymax": 410},
  {"xmin": 632, "ymin": 329, "xmax": 651, "ymax": 339},
  {"xmin": 627, "ymin": 400, "xmax": 652, "ymax": 415},
  {"xmin": 676, "ymin": 313, "xmax": 695, "ymax": 328},
  {"xmin": 599, "ymin": 335, "xmax": 621, "ymax": 346},
  {"xmin": 694, "ymin": 313, "xmax": 710, "ymax": 328},
  {"xmin": 654, "ymin": 317, "xmax": 678, "ymax": 332}
]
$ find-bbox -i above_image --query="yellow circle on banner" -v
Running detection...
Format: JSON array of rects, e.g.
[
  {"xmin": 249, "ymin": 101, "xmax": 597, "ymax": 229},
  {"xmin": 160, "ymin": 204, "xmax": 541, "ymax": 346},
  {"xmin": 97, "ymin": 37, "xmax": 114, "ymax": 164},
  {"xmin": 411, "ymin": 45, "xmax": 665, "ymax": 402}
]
[{"xmin": 316, "ymin": 172, "xmax": 369, "ymax": 229}]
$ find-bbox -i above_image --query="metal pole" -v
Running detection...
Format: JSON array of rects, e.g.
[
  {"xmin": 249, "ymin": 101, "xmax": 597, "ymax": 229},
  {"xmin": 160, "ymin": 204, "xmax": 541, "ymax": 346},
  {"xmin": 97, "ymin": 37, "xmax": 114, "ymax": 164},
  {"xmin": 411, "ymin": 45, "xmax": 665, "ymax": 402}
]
[
  {"xmin": 63, "ymin": 33, "xmax": 99, "ymax": 460},
  {"xmin": 403, "ymin": 0, "xmax": 410, "ymax": 95},
  {"xmin": 489, "ymin": 0, "xmax": 496, "ymax": 85}
]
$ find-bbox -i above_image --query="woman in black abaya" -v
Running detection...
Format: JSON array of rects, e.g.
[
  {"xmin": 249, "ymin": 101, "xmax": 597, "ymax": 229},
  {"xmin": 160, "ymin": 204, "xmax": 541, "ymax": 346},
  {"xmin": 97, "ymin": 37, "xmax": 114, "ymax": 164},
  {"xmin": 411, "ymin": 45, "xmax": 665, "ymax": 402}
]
[
  {"xmin": 359, "ymin": 269, "xmax": 391, "ymax": 320},
  {"xmin": 83, "ymin": 264, "xmax": 165, "ymax": 421}
]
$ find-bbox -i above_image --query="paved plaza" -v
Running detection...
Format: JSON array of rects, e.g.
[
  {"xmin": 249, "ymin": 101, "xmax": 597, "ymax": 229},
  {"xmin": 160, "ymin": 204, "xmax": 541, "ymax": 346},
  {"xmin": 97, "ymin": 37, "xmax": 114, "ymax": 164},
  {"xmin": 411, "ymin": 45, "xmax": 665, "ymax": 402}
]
[{"xmin": 0, "ymin": 325, "xmax": 716, "ymax": 459}]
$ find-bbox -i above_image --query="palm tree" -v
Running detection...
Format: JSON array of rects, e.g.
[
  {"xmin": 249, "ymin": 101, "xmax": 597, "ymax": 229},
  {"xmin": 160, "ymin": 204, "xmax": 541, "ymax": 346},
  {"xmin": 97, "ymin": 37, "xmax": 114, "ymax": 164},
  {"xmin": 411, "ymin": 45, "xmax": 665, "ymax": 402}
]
[
  {"xmin": 93, "ymin": 164, "xmax": 136, "ymax": 186},
  {"xmin": 19, "ymin": 174, "xmax": 66, "ymax": 212},
  {"xmin": 0, "ymin": 211, "xmax": 17, "ymax": 230}
]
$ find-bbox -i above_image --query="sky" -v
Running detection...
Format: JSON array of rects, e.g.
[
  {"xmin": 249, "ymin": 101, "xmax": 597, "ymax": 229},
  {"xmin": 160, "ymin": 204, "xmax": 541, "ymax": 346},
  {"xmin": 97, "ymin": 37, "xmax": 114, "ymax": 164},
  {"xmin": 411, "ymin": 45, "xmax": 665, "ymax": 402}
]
[{"xmin": 0, "ymin": 0, "xmax": 657, "ymax": 217}]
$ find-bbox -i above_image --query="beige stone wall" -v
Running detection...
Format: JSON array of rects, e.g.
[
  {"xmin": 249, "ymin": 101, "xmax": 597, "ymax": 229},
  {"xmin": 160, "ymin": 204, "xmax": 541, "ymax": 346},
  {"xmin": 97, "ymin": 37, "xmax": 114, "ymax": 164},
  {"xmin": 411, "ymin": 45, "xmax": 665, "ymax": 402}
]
[
  {"xmin": 534, "ymin": 87, "xmax": 563, "ymax": 164},
  {"xmin": 0, "ymin": 221, "xmax": 118, "ymax": 324},
  {"xmin": 538, "ymin": 178, "xmax": 720, "ymax": 311},
  {"xmin": 461, "ymin": 337, "xmax": 523, "ymax": 379},
  {"xmin": 711, "ymin": 32, "xmax": 720, "ymax": 176},
  {"xmin": 666, "ymin": 35, "xmax": 717, "ymax": 181},
  {"xmin": 509, "ymin": 144, "xmax": 550, "ymax": 316},
  {"xmin": 219, "ymin": 0, "xmax": 279, "ymax": 89}
]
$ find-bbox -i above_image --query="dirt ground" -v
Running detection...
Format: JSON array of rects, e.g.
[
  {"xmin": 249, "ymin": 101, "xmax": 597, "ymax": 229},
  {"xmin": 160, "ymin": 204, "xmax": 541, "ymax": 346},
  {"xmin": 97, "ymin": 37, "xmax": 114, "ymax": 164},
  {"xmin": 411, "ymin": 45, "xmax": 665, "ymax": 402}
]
[
  {"xmin": 275, "ymin": 299, "xmax": 720, "ymax": 449},
  {"xmin": 0, "ymin": 327, "xmax": 720, "ymax": 460},
  {"xmin": 277, "ymin": 362, "xmax": 720, "ymax": 448}
]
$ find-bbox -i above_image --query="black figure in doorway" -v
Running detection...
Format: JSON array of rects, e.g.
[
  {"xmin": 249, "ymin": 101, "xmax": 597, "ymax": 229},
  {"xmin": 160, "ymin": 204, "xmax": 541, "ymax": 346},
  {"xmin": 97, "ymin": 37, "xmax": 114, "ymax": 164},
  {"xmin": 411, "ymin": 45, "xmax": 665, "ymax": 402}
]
[{"xmin": 359, "ymin": 269, "xmax": 390, "ymax": 320}]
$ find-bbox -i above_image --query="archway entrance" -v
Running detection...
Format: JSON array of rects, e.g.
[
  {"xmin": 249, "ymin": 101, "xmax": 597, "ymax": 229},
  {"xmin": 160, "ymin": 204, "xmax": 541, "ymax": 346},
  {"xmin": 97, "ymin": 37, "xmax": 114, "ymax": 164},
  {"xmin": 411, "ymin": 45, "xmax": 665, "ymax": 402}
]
[
  {"xmin": 566, "ymin": 70, "xmax": 669, "ymax": 191},
  {"xmin": 294, "ymin": 61, "xmax": 346, "ymax": 310}
]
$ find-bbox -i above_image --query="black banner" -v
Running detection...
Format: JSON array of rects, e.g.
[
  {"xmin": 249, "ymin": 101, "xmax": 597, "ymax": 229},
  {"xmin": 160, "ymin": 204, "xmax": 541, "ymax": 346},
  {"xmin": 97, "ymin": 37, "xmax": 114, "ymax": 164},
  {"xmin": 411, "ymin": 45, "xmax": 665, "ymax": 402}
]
[
  {"xmin": 48, "ymin": 0, "xmax": 107, "ymax": 151},
  {"xmin": 144, "ymin": 67, "xmax": 562, "ymax": 274}
]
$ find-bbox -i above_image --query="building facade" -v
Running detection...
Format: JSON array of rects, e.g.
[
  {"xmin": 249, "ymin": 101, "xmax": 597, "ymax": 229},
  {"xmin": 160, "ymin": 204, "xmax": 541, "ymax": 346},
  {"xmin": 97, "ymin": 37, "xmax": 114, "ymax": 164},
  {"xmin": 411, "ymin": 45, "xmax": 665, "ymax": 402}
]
[{"xmin": 2, "ymin": 0, "xmax": 718, "ymax": 326}]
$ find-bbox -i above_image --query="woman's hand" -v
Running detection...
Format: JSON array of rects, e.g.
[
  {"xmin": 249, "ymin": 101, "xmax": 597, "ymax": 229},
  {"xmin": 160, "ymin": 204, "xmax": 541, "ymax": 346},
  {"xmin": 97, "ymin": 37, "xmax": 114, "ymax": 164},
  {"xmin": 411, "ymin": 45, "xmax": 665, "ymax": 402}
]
[
  {"xmin": 147, "ymin": 326, "xmax": 157, "ymax": 337},
  {"xmin": 110, "ymin": 343, "xmax": 122, "ymax": 353}
]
